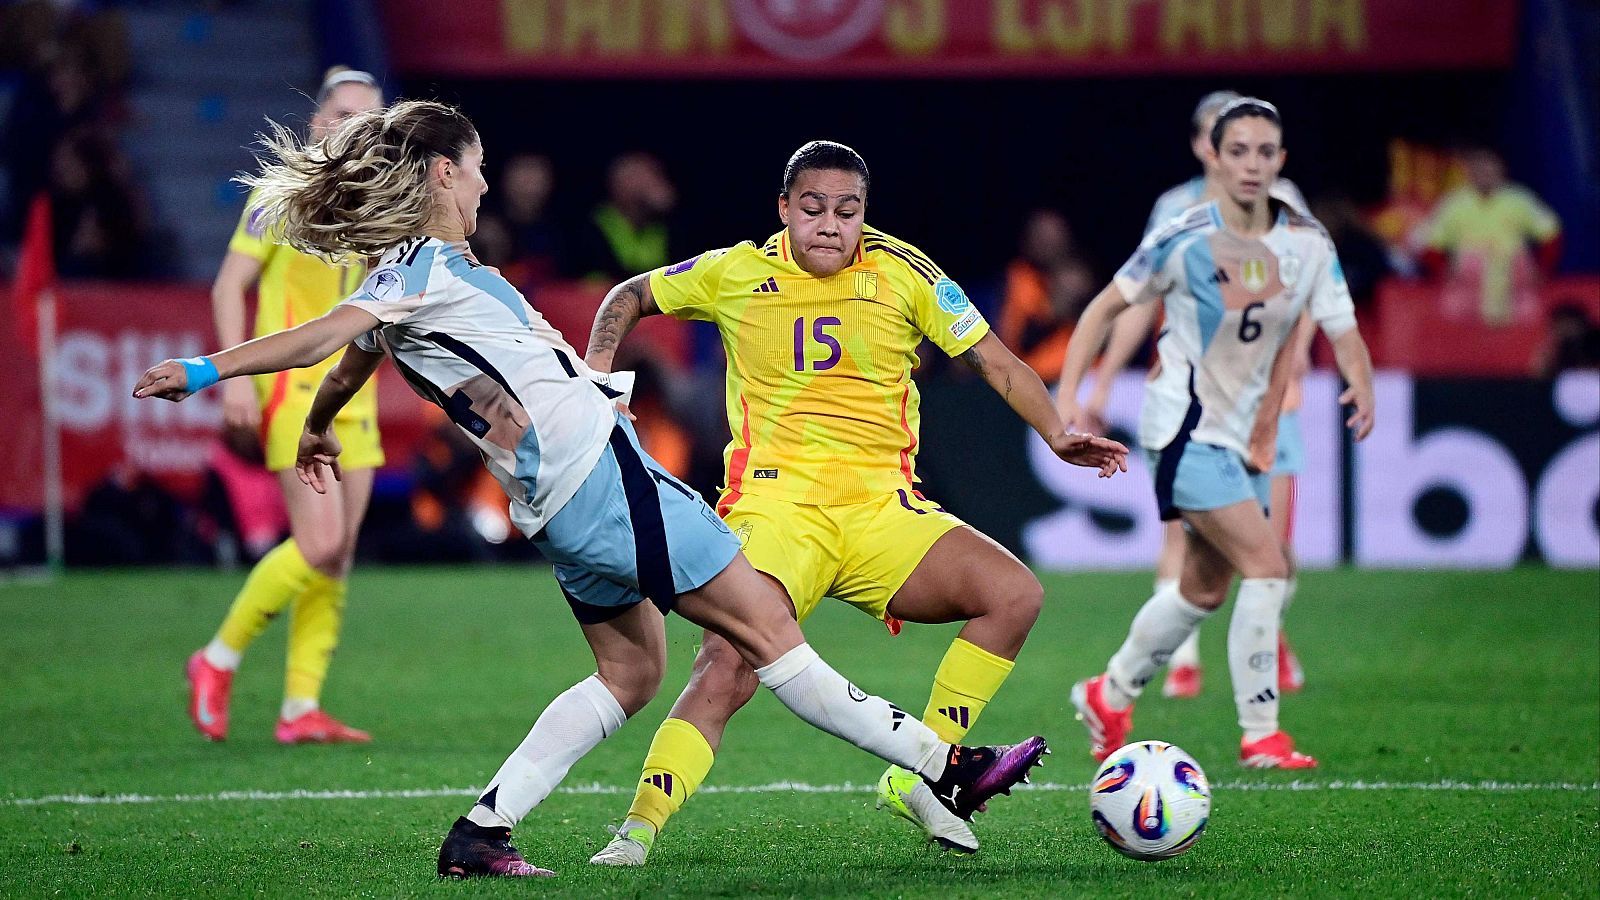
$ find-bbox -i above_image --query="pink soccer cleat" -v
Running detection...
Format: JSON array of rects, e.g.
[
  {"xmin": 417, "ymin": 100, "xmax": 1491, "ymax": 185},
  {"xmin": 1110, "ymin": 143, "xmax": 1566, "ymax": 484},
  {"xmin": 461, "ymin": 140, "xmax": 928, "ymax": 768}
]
[
  {"xmin": 1240, "ymin": 730, "xmax": 1318, "ymax": 769},
  {"xmin": 437, "ymin": 817, "xmax": 556, "ymax": 878},
  {"xmin": 275, "ymin": 709, "xmax": 371, "ymax": 744},
  {"xmin": 1071, "ymin": 675, "xmax": 1133, "ymax": 762},
  {"xmin": 186, "ymin": 650, "xmax": 233, "ymax": 742},
  {"xmin": 1162, "ymin": 664, "xmax": 1203, "ymax": 699}
]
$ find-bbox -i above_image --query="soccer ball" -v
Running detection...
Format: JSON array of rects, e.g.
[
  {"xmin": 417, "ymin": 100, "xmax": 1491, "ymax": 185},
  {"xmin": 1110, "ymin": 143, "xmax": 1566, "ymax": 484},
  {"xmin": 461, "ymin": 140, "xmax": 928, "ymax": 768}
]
[{"xmin": 1089, "ymin": 740, "xmax": 1211, "ymax": 860}]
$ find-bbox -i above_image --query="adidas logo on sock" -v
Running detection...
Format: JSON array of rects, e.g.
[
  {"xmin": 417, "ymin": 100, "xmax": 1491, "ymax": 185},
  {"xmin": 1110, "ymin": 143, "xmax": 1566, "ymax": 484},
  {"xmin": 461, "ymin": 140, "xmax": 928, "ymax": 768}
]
[
  {"xmin": 1247, "ymin": 687, "xmax": 1278, "ymax": 704},
  {"xmin": 938, "ymin": 706, "xmax": 971, "ymax": 729},
  {"xmin": 752, "ymin": 277, "xmax": 780, "ymax": 293},
  {"xmin": 645, "ymin": 773, "xmax": 675, "ymax": 796}
]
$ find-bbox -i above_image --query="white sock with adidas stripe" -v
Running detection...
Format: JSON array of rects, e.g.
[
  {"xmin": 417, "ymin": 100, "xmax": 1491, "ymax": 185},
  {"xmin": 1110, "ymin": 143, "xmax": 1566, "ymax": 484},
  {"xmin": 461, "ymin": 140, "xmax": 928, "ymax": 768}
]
[
  {"xmin": 466, "ymin": 675, "xmax": 627, "ymax": 829},
  {"xmin": 1230, "ymin": 578, "xmax": 1288, "ymax": 743}
]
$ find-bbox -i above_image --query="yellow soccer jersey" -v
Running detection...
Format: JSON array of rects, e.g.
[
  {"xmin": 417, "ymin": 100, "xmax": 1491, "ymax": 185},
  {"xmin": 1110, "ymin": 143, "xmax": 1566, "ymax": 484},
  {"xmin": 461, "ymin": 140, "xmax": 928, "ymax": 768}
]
[
  {"xmin": 649, "ymin": 226, "xmax": 989, "ymax": 505},
  {"xmin": 227, "ymin": 190, "xmax": 376, "ymax": 418}
]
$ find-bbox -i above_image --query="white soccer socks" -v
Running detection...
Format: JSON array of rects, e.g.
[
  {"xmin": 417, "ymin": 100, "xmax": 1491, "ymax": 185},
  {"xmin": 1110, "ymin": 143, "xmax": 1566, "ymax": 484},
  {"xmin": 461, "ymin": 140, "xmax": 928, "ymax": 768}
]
[
  {"xmin": 754, "ymin": 643, "xmax": 948, "ymax": 780},
  {"xmin": 1229, "ymin": 578, "xmax": 1288, "ymax": 742},
  {"xmin": 1105, "ymin": 582, "xmax": 1213, "ymax": 709},
  {"xmin": 467, "ymin": 675, "xmax": 628, "ymax": 829}
]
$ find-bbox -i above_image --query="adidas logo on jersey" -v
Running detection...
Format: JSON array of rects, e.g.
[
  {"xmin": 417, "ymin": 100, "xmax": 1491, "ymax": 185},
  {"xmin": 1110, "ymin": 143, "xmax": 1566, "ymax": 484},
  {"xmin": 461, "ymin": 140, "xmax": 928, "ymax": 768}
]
[
  {"xmin": 1209, "ymin": 267, "xmax": 1231, "ymax": 285},
  {"xmin": 752, "ymin": 277, "xmax": 780, "ymax": 293}
]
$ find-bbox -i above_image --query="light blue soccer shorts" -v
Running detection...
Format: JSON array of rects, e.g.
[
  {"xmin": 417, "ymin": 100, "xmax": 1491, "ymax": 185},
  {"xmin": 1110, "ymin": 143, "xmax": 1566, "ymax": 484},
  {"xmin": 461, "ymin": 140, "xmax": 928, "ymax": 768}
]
[
  {"xmin": 1147, "ymin": 440, "xmax": 1271, "ymax": 522},
  {"xmin": 533, "ymin": 414, "xmax": 739, "ymax": 624},
  {"xmin": 1273, "ymin": 410, "xmax": 1304, "ymax": 476}
]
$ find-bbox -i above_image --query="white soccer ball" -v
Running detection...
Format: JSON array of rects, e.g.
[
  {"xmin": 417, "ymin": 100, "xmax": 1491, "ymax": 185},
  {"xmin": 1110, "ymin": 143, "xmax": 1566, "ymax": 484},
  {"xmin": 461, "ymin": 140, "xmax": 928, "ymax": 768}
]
[{"xmin": 1088, "ymin": 740, "xmax": 1211, "ymax": 861}]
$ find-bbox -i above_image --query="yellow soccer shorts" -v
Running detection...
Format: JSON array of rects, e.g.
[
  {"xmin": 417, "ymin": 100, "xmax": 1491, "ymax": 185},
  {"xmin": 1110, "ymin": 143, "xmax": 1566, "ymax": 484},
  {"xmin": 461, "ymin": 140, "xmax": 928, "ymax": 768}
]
[
  {"xmin": 717, "ymin": 487, "xmax": 965, "ymax": 626},
  {"xmin": 257, "ymin": 371, "xmax": 384, "ymax": 473}
]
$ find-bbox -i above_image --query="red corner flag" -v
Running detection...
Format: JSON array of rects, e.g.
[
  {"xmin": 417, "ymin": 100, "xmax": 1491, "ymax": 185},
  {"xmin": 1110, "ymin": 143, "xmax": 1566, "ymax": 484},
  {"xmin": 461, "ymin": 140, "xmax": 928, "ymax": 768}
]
[{"xmin": 13, "ymin": 192, "xmax": 54, "ymax": 355}]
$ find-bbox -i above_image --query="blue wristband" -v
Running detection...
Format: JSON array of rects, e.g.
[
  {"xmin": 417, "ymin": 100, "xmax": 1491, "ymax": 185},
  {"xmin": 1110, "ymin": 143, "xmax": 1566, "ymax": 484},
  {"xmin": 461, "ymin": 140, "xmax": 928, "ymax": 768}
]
[{"xmin": 176, "ymin": 356, "xmax": 220, "ymax": 392}]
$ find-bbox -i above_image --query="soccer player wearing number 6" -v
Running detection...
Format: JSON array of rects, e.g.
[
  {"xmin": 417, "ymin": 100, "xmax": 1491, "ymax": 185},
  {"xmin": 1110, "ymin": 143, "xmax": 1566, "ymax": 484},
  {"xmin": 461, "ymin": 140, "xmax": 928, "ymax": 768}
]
[
  {"xmin": 584, "ymin": 141, "xmax": 1127, "ymax": 865},
  {"xmin": 1057, "ymin": 99, "xmax": 1376, "ymax": 769},
  {"xmin": 132, "ymin": 101, "xmax": 1052, "ymax": 878}
]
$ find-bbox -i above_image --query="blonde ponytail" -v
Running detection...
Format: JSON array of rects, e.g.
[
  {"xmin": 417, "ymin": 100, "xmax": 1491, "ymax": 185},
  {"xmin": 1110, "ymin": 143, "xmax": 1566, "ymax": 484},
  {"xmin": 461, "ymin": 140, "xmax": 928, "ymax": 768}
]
[{"xmin": 238, "ymin": 99, "xmax": 477, "ymax": 261}]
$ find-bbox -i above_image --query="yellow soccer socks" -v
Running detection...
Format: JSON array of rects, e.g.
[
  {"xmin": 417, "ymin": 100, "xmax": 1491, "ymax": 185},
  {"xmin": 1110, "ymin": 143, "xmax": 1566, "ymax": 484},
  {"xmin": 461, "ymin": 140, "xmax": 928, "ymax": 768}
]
[
  {"xmin": 207, "ymin": 539, "xmax": 319, "ymax": 669},
  {"xmin": 922, "ymin": 637, "xmax": 1016, "ymax": 744},
  {"xmin": 283, "ymin": 570, "xmax": 346, "ymax": 718},
  {"xmin": 624, "ymin": 718, "xmax": 716, "ymax": 836}
]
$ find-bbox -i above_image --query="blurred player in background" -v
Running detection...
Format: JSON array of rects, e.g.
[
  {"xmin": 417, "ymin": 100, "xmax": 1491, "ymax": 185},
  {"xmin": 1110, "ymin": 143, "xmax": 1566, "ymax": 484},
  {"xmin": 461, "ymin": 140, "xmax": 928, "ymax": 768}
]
[
  {"xmin": 184, "ymin": 67, "xmax": 383, "ymax": 744},
  {"xmin": 1058, "ymin": 99, "xmax": 1376, "ymax": 769},
  {"xmin": 1077, "ymin": 90, "xmax": 1313, "ymax": 700},
  {"xmin": 134, "ymin": 100, "xmax": 1051, "ymax": 878},
  {"xmin": 584, "ymin": 141, "xmax": 1126, "ymax": 865}
]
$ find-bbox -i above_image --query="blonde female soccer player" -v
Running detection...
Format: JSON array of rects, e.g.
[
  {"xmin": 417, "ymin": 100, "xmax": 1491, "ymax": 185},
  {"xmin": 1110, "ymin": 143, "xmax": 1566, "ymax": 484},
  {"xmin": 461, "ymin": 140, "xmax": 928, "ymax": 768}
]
[
  {"xmin": 186, "ymin": 67, "xmax": 382, "ymax": 744},
  {"xmin": 134, "ymin": 99, "xmax": 1052, "ymax": 878},
  {"xmin": 1058, "ymin": 99, "xmax": 1376, "ymax": 769}
]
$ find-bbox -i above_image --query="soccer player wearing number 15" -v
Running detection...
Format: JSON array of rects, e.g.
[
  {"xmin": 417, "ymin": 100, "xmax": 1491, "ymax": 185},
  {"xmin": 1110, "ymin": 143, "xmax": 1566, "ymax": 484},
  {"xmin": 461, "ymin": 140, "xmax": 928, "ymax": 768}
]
[
  {"xmin": 584, "ymin": 141, "xmax": 1127, "ymax": 864},
  {"xmin": 1057, "ymin": 99, "xmax": 1377, "ymax": 769}
]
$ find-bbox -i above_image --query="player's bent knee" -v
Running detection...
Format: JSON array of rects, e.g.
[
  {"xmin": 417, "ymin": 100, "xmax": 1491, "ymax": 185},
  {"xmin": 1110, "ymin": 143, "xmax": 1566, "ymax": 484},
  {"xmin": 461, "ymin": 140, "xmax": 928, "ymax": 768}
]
[
  {"xmin": 597, "ymin": 659, "xmax": 662, "ymax": 717},
  {"xmin": 688, "ymin": 639, "xmax": 762, "ymax": 709},
  {"xmin": 974, "ymin": 566, "xmax": 1043, "ymax": 630}
]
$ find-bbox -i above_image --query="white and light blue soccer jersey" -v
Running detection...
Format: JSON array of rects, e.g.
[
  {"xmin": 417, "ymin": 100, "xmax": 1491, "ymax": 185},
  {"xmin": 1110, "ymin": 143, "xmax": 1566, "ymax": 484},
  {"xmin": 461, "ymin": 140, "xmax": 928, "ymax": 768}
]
[
  {"xmin": 1145, "ymin": 175, "xmax": 1308, "ymax": 237},
  {"xmin": 343, "ymin": 236, "xmax": 617, "ymax": 537},
  {"xmin": 1115, "ymin": 201, "xmax": 1357, "ymax": 470}
]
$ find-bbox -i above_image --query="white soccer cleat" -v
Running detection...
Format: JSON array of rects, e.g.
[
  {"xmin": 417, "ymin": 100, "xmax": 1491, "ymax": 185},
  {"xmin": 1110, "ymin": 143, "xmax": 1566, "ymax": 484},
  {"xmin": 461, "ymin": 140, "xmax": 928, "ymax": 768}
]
[
  {"xmin": 876, "ymin": 765, "xmax": 979, "ymax": 855},
  {"xmin": 588, "ymin": 822, "xmax": 655, "ymax": 867}
]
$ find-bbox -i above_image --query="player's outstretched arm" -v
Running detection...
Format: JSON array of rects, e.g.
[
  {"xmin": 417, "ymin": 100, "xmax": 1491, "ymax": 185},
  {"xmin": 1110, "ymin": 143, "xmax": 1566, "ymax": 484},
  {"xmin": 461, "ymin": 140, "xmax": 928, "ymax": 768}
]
[
  {"xmin": 132, "ymin": 305, "xmax": 381, "ymax": 402},
  {"xmin": 1329, "ymin": 327, "xmax": 1376, "ymax": 441},
  {"xmin": 959, "ymin": 332, "xmax": 1128, "ymax": 477},
  {"xmin": 585, "ymin": 273, "xmax": 660, "ymax": 374},
  {"xmin": 1056, "ymin": 283, "xmax": 1133, "ymax": 432}
]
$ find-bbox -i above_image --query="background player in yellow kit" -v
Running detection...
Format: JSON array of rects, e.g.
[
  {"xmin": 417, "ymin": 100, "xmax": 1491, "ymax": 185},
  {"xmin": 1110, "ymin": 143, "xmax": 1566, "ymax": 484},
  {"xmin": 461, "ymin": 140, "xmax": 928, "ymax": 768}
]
[
  {"xmin": 583, "ymin": 141, "xmax": 1126, "ymax": 863},
  {"xmin": 183, "ymin": 67, "xmax": 384, "ymax": 744}
]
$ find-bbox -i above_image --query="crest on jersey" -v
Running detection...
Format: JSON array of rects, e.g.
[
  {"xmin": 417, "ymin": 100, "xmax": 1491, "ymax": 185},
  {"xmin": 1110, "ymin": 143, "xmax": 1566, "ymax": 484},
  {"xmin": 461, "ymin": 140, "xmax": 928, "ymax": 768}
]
[
  {"xmin": 362, "ymin": 267, "xmax": 404, "ymax": 302},
  {"xmin": 1241, "ymin": 258, "xmax": 1270, "ymax": 293},
  {"xmin": 855, "ymin": 271, "xmax": 878, "ymax": 300},
  {"xmin": 935, "ymin": 277, "xmax": 970, "ymax": 315},
  {"xmin": 1279, "ymin": 254, "xmax": 1302, "ymax": 288}
]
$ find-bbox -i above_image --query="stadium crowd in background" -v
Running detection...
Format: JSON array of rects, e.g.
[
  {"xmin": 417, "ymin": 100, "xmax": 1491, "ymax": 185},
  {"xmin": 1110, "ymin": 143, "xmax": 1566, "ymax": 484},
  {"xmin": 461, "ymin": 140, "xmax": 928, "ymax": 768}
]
[
  {"xmin": 0, "ymin": 1, "xmax": 160, "ymax": 278},
  {"xmin": 1, "ymin": 33, "xmax": 1594, "ymax": 569}
]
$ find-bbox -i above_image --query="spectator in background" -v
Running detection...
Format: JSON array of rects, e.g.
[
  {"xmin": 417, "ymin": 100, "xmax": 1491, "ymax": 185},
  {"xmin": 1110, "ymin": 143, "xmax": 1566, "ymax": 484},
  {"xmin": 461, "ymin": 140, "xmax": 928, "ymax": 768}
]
[
  {"xmin": 1310, "ymin": 193, "xmax": 1392, "ymax": 312},
  {"xmin": 1419, "ymin": 144, "xmax": 1562, "ymax": 325},
  {"xmin": 1532, "ymin": 303, "xmax": 1600, "ymax": 377},
  {"xmin": 49, "ymin": 127, "xmax": 149, "ymax": 276},
  {"xmin": 571, "ymin": 151, "xmax": 676, "ymax": 281},
  {"xmin": 500, "ymin": 154, "xmax": 563, "ymax": 285},
  {"xmin": 998, "ymin": 209, "xmax": 1097, "ymax": 382},
  {"xmin": 469, "ymin": 153, "xmax": 563, "ymax": 291},
  {"xmin": 0, "ymin": 2, "xmax": 140, "ymax": 265}
]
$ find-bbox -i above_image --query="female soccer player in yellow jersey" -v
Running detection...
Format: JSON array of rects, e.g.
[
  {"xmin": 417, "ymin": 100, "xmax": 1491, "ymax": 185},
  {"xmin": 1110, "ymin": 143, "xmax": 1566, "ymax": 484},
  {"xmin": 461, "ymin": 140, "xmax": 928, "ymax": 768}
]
[
  {"xmin": 184, "ymin": 68, "xmax": 383, "ymax": 744},
  {"xmin": 584, "ymin": 141, "xmax": 1129, "ymax": 863}
]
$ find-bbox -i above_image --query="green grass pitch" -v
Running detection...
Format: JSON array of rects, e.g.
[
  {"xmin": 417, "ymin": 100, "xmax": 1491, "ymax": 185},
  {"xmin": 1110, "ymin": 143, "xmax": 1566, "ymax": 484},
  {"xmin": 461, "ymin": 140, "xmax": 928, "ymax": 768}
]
[{"xmin": 2, "ymin": 567, "xmax": 1596, "ymax": 897}]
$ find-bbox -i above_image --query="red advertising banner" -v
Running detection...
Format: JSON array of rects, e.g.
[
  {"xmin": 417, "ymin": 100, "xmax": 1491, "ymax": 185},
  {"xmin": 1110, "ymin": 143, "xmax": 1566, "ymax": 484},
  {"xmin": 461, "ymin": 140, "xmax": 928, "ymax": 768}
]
[
  {"xmin": 382, "ymin": 0, "xmax": 1518, "ymax": 78},
  {"xmin": 0, "ymin": 283, "xmax": 431, "ymax": 513},
  {"xmin": 0, "ymin": 281, "xmax": 690, "ymax": 514}
]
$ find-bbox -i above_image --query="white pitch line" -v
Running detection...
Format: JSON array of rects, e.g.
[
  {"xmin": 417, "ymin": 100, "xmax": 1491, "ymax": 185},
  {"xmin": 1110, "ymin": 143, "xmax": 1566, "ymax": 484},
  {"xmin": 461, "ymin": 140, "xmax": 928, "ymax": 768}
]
[{"xmin": 3, "ymin": 780, "xmax": 1595, "ymax": 809}]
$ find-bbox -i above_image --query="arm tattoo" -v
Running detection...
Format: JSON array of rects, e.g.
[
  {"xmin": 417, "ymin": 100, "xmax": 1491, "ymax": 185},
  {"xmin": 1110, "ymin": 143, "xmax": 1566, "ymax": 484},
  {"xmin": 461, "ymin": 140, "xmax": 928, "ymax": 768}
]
[
  {"xmin": 587, "ymin": 275, "xmax": 650, "ymax": 362},
  {"xmin": 958, "ymin": 345, "xmax": 988, "ymax": 377},
  {"xmin": 960, "ymin": 343, "xmax": 1016, "ymax": 402}
]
